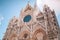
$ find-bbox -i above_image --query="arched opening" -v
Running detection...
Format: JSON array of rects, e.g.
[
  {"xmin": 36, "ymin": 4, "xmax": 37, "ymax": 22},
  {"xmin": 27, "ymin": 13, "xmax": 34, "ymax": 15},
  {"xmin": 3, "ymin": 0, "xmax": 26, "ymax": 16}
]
[
  {"xmin": 10, "ymin": 33, "xmax": 17, "ymax": 40},
  {"xmin": 33, "ymin": 29, "xmax": 47, "ymax": 40},
  {"xmin": 19, "ymin": 31, "xmax": 30, "ymax": 40}
]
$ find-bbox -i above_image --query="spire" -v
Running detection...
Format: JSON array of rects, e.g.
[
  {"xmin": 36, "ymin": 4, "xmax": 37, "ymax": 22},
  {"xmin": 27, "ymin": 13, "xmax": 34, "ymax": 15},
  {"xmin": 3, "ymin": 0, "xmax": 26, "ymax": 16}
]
[
  {"xmin": 28, "ymin": 0, "xmax": 30, "ymax": 5},
  {"xmin": 34, "ymin": 0, "xmax": 37, "ymax": 8},
  {"xmin": 24, "ymin": 0, "xmax": 33, "ymax": 12},
  {"xmin": 27, "ymin": 0, "xmax": 30, "ymax": 7}
]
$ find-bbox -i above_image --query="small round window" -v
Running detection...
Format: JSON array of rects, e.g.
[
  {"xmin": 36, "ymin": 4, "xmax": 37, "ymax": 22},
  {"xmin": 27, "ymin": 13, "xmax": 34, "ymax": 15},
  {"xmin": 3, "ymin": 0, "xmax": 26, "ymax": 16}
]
[{"xmin": 23, "ymin": 15, "xmax": 31, "ymax": 22}]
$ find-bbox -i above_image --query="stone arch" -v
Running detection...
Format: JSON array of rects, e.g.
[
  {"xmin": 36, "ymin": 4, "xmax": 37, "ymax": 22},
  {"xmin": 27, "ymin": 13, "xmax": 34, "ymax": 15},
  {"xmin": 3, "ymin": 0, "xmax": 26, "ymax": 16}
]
[
  {"xmin": 9, "ymin": 33, "xmax": 17, "ymax": 40},
  {"xmin": 19, "ymin": 30, "xmax": 30, "ymax": 40},
  {"xmin": 33, "ymin": 28, "xmax": 47, "ymax": 40}
]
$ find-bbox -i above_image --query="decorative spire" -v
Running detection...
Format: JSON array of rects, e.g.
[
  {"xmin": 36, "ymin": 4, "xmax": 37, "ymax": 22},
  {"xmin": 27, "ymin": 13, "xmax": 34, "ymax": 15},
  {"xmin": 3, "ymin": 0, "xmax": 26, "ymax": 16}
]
[
  {"xmin": 24, "ymin": 0, "xmax": 32, "ymax": 12},
  {"xmin": 27, "ymin": 0, "xmax": 30, "ymax": 7},
  {"xmin": 28, "ymin": 0, "xmax": 30, "ymax": 5},
  {"xmin": 34, "ymin": 0, "xmax": 37, "ymax": 8}
]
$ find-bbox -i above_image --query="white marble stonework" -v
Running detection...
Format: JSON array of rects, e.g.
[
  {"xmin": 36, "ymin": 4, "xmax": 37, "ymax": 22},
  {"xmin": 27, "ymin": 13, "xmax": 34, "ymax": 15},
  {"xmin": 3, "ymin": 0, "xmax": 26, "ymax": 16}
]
[{"xmin": 3, "ymin": 2, "xmax": 59, "ymax": 40}]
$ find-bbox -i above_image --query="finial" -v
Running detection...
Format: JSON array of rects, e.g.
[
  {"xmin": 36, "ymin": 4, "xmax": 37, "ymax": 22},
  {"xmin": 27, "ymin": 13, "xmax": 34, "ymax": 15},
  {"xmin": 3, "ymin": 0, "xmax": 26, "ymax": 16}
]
[
  {"xmin": 27, "ymin": 0, "xmax": 30, "ymax": 6},
  {"xmin": 28, "ymin": 0, "xmax": 30, "ymax": 4},
  {"xmin": 34, "ymin": 0, "xmax": 37, "ymax": 8}
]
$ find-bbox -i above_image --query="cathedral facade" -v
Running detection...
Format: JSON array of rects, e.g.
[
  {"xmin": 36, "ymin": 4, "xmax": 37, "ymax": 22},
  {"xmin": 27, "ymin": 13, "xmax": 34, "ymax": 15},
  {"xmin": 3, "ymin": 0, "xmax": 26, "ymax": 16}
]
[{"xmin": 3, "ymin": 2, "xmax": 59, "ymax": 40}]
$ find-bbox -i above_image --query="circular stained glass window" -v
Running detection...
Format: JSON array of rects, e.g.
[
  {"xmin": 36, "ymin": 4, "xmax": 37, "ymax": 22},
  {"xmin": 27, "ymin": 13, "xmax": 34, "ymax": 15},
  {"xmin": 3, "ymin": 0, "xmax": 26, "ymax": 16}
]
[{"xmin": 23, "ymin": 15, "xmax": 31, "ymax": 22}]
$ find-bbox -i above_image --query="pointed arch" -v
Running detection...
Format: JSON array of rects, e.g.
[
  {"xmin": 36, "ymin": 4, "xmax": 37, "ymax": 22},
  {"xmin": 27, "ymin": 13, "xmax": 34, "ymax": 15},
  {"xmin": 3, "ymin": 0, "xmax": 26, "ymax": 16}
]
[{"xmin": 33, "ymin": 28, "xmax": 47, "ymax": 40}]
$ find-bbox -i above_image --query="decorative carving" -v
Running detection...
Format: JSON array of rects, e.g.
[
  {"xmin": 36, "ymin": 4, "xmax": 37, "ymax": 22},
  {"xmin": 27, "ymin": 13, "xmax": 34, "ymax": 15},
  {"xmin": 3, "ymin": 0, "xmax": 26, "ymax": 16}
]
[{"xmin": 3, "ymin": 2, "xmax": 59, "ymax": 40}]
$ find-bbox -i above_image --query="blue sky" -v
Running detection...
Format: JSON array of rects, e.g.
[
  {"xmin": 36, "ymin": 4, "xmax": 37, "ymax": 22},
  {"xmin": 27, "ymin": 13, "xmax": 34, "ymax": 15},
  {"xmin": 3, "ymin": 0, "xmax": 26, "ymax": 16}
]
[
  {"xmin": 0, "ymin": 0, "xmax": 35, "ymax": 40},
  {"xmin": 0, "ymin": 0, "xmax": 60, "ymax": 40}
]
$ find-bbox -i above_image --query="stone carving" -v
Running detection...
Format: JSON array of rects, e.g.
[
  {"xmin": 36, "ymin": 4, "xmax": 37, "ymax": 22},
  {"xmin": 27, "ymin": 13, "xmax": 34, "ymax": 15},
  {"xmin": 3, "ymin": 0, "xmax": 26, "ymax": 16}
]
[{"xmin": 3, "ymin": 2, "xmax": 59, "ymax": 40}]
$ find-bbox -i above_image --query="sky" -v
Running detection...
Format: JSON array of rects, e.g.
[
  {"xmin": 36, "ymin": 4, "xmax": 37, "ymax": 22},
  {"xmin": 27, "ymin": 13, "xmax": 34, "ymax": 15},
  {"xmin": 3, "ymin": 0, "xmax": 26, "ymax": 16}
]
[
  {"xmin": 0, "ymin": 0, "xmax": 60, "ymax": 40},
  {"xmin": 0, "ymin": 0, "xmax": 35, "ymax": 40},
  {"xmin": 37, "ymin": 0, "xmax": 60, "ymax": 26}
]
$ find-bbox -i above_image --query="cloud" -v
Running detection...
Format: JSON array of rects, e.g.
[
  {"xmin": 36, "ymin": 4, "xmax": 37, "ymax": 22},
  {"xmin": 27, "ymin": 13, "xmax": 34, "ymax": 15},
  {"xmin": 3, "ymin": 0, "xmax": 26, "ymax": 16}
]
[
  {"xmin": 0, "ymin": 15, "xmax": 4, "ymax": 26},
  {"xmin": 0, "ymin": 22, "xmax": 1, "ymax": 26},
  {"xmin": 37, "ymin": 0, "xmax": 60, "ymax": 26},
  {"xmin": 37, "ymin": 0, "xmax": 60, "ymax": 15}
]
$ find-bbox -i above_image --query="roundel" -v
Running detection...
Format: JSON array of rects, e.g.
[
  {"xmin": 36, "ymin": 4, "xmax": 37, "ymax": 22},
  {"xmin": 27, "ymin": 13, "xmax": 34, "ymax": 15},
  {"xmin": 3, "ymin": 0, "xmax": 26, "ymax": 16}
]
[{"xmin": 23, "ymin": 15, "xmax": 31, "ymax": 22}]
